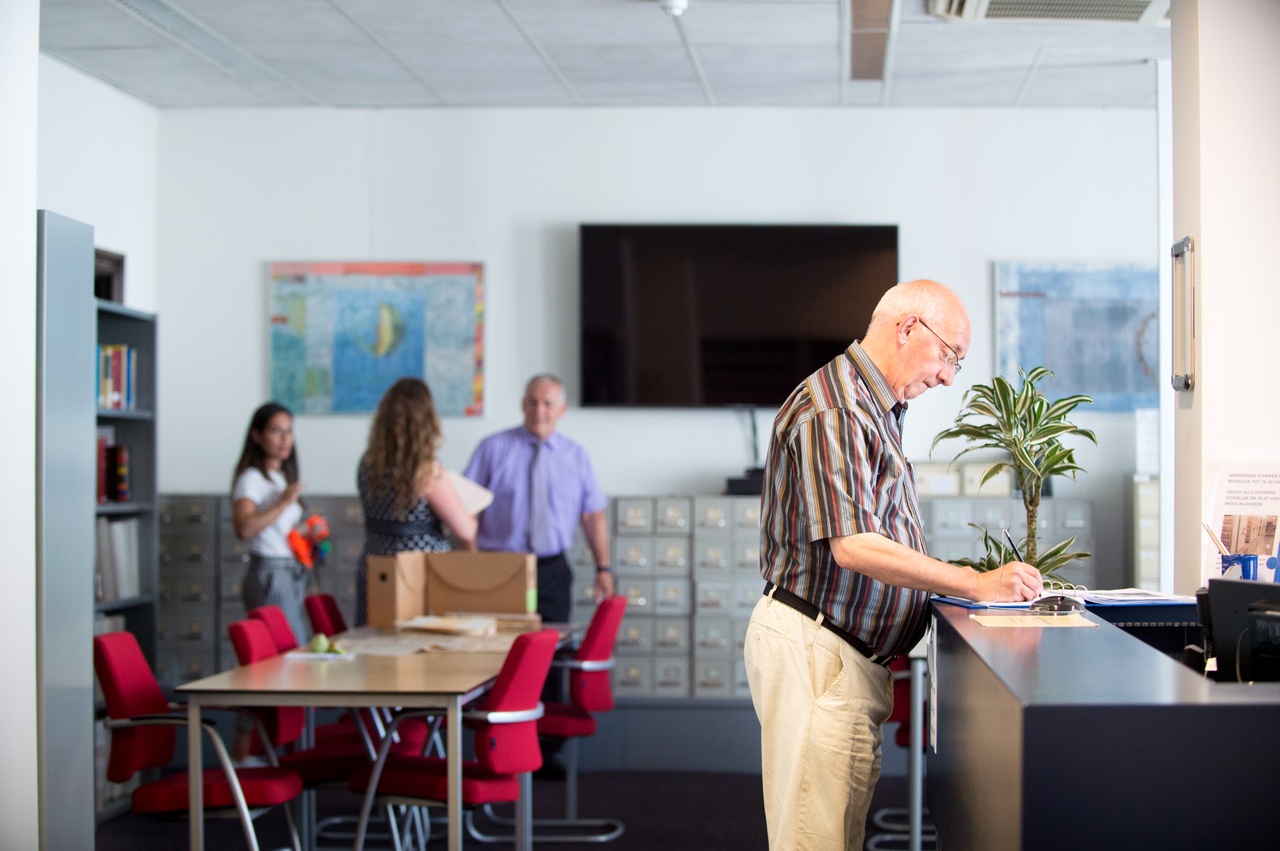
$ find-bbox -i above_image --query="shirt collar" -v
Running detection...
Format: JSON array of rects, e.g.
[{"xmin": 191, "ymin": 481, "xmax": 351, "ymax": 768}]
[
  {"xmin": 848, "ymin": 341, "xmax": 904, "ymax": 419},
  {"xmin": 523, "ymin": 427, "xmax": 561, "ymax": 449}
]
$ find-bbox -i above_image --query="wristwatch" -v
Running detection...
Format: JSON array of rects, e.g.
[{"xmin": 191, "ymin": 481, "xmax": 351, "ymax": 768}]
[{"xmin": 596, "ymin": 565, "xmax": 612, "ymax": 573}]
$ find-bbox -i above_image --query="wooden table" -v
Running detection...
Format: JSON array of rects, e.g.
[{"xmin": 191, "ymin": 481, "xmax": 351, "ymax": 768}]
[{"xmin": 177, "ymin": 639, "xmax": 511, "ymax": 851}]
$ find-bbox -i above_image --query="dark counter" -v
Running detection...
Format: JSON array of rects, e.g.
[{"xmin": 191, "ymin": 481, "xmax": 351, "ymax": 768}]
[{"xmin": 927, "ymin": 601, "xmax": 1280, "ymax": 850}]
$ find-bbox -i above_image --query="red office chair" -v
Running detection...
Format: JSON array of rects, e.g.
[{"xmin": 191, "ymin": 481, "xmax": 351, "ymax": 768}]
[
  {"xmin": 227, "ymin": 618, "xmax": 387, "ymax": 781},
  {"xmin": 347, "ymin": 628, "xmax": 560, "ymax": 851},
  {"xmin": 471, "ymin": 595, "xmax": 628, "ymax": 843},
  {"xmin": 866, "ymin": 657, "xmax": 936, "ymax": 851},
  {"xmin": 305, "ymin": 592, "xmax": 348, "ymax": 637},
  {"xmin": 93, "ymin": 631, "xmax": 303, "ymax": 851},
  {"xmin": 248, "ymin": 604, "xmax": 301, "ymax": 652}
]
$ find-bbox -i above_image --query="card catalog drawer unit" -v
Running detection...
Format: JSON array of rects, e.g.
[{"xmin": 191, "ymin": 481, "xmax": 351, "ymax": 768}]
[
  {"xmin": 651, "ymin": 538, "xmax": 691, "ymax": 576},
  {"xmin": 732, "ymin": 538, "xmax": 762, "ymax": 578},
  {"xmin": 617, "ymin": 578, "xmax": 654, "ymax": 617},
  {"xmin": 929, "ymin": 499, "xmax": 973, "ymax": 536},
  {"xmin": 653, "ymin": 617, "xmax": 691, "ymax": 653},
  {"xmin": 158, "ymin": 534, "xmax": 214, "ymax": 569},
  {"xmin": 616, "ymin": 618, "xmax": 654, "ymax": 654},
  {"xmin": 732, "ymin": 497, "xmax": 761, "ymax": 537},
  {"xmin": 613, "ymin": 657, "xmax": 653, "ymax": 698},
  {"xmin": 654, "ymin": 498, "xmax": 692, "ymax": 533},
  {"xmin": 615, "ymin": 538, "xmax": 654, "ymax": 576},
  {"xmin": 693, "ymin": 617, "xmax": 735, "ymax": 658},
  {"xmin": 158, "ymin": 495, "xmax": 217, "ymax": 529},
  {"xmin": 693, "ymin": 659, "xmax": 735, "ymax": 699},
  {"xmin": 692, "ymin": 538, "xmax": 734, "ymax": 579},
  {"xmin": 653, "ymin": 579, "xmax": 691, "ymax": 617},
  {"xmin": 732, "ymin": 580, "xmax": 761, "ymax": 618},
  {"xmin": 693, "ymin": 497, "xmax": 734, "ymax": 533},
  {"xmin": 694, "ymin": 581, "xmax": 733, "ymax": 616},
  {"xmin": 652, "ymin": 655, "xmax": 691, "ymax": 698},
  {"xmin": 307, "ymin": 496, "xmax": 363, "ymax": 537},
  {"xmin": 157, "ymin": 568, "xmax": 217, "ymax": 607},
  {"xmin": 614, "ymin": 498, "xmax": 655, "ymax": 536}
]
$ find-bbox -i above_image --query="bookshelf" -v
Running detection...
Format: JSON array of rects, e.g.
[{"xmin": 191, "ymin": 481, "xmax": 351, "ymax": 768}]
[{"xmin": 95, "ymin": 301, "xmax": 159, "ymax": 672}]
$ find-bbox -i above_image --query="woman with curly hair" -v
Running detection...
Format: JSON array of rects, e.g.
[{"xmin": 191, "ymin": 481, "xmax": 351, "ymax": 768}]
[{"xmin": 355, "ymin": 377, "xmax": 477, "ymax": 625}]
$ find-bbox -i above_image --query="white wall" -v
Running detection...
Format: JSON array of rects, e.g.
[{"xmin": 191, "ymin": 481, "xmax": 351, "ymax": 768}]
[
  {"xmin": 2, "ymin": 2, "xmax": 43, "ymax": 845},
  {"xmin": 37, "ymin": 56, "xmax": 159, "ymax": 312},
  {"xmin": 32, "ymin": 66, "xmax": 1159, "ymax": 586},
  {"xmin": 1171, "ymin": 0, "xmax": 1280, "ymax": 593},
  {"xmin": 151, "ymin": 106, "xmax": 1156, "ymax": 584}
]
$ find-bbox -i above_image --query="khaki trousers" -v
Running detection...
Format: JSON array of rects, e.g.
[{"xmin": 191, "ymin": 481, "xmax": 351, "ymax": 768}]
[{"xmin": 744, "ymin": 594, "xmax": 894, "ymax": 851}]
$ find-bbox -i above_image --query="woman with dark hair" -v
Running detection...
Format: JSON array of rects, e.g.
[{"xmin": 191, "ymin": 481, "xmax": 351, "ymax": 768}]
[
  {"xmin": 231, "ymin": 402, "xmax": 309, "ymax": 643},
  {"xmin": 356, "ymin": 377, "xmax": 477, "ymax": 625}
]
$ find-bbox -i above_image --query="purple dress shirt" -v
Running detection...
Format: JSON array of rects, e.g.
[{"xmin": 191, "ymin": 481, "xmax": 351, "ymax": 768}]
[{"xmin": 462, "ymin": 426, "xmax": 607, "ymax": 556}]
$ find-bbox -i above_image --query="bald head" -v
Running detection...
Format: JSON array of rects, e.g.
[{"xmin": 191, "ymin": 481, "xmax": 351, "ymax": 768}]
[{"xmin": 861, "ymin": 279, "xmax": 971, "ymax": 402}]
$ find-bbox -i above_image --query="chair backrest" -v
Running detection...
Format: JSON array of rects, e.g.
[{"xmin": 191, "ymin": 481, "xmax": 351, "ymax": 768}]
[
  {"xmin": 305, "ymin": 593, "xmax": 347, "ymax": 636},
  {"xmin": 570, "ymin": 595, "xmax": 627, "ymax": 713},
  {"xmin": 93, "ymin": 631, "xmax": 176, "ymax": 782},
  {"xmin": 227, "ymin": 618, "xmax": 305, "ymax": 748},
  {"xmin": 248, "ymin": 604, "xmax": 300, "ymax": 652},
  {"xmin": 229, "ymin": 617, "xmax": 284, "ymax": 665},
  {"xmin": 475, "ymin": 628, "xmax": 559, "ymax": 775}
]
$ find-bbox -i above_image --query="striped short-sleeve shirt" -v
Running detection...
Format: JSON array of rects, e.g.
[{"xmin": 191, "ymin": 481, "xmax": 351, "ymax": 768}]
[{"xmin": 759, "ymin": 342, "xmax": 931, "ymax": 658}]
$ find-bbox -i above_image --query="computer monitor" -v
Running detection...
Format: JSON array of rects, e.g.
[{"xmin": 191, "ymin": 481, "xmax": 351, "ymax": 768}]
[{"xmin": 1206, "ymin": 577, "xmax": 1280, "ymax": 683}]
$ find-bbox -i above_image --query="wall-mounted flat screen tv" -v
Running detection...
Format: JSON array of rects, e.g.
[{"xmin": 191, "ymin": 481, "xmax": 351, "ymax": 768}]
[{"xmin": 580, "ymin": 223, "xmax": 899, "ymax": 408}]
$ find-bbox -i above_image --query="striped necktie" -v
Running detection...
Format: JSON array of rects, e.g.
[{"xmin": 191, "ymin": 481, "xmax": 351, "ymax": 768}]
[{"xmin": 528, "ymin": 440, "xmax": 552, "ymax": 555}]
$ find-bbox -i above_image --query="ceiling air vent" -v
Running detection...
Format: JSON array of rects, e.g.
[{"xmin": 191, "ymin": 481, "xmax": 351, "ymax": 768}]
[{"xmin": 928, "ymin": 0, "xmax": 1169, "ymax": 24}]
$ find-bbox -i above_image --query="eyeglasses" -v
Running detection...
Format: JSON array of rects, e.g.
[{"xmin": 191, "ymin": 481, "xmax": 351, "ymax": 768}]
[{"xmin": 917, "ymin": 318, "xmax": 963, "ymax": 374}]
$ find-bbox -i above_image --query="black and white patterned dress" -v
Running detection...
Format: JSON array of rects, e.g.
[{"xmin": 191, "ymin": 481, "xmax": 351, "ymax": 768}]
[{"xmin": 354, "ymin": 459, "xmax": 452, "ymax": 625}]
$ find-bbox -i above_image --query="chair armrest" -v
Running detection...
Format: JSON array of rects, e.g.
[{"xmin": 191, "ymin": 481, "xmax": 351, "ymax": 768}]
[
  {"xmin": 552, "ymin": 657, "xmax": 615, "ymax": 673},
  {"xmin": 463, "ymin": 702, "xmax": 544, "ymax": 725}
]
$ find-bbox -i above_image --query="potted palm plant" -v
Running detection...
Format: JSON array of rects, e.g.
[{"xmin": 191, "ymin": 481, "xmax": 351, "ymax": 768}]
[{"xmin": 930, "ymin": 366, "xmax": 1096, "ymax": 580}]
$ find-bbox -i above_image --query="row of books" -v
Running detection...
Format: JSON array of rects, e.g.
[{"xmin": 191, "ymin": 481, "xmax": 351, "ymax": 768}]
[
  {"xmin": 97, "ymin": 343, "xmax": 138, "ymax": 410},
  {"xmin": 95, "ymin": 516, "xmax": 141, "ymax": 603},
  {"xmin": 96, "ymin": 425, "xmax": 130, "ymax": 503}
]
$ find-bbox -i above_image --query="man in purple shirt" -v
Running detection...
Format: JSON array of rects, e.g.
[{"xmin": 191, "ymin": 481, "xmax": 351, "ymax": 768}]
[{"xmin": 463, "ymin": 374, "xmax": 614, "ymax": 625}]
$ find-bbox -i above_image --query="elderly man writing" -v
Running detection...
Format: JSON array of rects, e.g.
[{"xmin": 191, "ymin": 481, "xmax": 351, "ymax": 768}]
[{"xmin": 744, "ymin": 279, "xmax": 1042, "ymax": 850}]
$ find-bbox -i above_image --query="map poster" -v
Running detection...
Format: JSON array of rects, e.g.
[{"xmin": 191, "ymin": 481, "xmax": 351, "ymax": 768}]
[
  {"xmin": 269, "ymin": 261, "xmax": 484, "ymax": 416},
  {"xmin": 995, "ymin": 262, "xmax": 1158, "ymax": 413}
]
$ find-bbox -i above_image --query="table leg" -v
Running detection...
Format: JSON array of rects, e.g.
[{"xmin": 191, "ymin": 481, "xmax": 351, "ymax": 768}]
[
  {"xmin": 909, "ymin": 658, "xmax": 926, "ymax": 851},
  {"xmin": 516, "ymin": 772, "xmax": 531, "ymax": 851},
  {"xmin": 448, "ymin": 696, "xmax": 462, "ymax": 851},
  {"xmin": 188, "ymin": 700, "xmax": 203, "ymax": 851},
  {"xmin": 302, "ymin": 708, "xmax": 315, "ymax": 851}
]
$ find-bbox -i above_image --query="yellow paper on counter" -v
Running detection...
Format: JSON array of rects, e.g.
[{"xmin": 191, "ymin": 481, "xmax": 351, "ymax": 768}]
[{"xmin": 971, "ymin": 613, "xmax": 1097, "ymax": 628}]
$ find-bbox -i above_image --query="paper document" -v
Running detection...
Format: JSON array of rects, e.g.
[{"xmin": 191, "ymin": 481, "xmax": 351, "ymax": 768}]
[
  {"xmin": 935, "ymin": 587, "xmax": 1193, "ymax": 610},
  {"xmin": 447, "ymin": 470, "xmax": 494, "ymax": 516},
  {"xmin": 284, "ymin": 649, "xmax": 356, "ymax": 660},
  {"xmin": 397, "ymin": 614, "xmax": 498, "ymax": 636}
]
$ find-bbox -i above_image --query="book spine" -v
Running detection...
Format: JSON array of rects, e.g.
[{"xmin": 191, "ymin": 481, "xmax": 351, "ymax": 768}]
[
  {"xmin": 108, "ymin": 444, "xmax": 130, "ymax": 503},
  {"xmin": 97, "ymin": 345, "xmax": 109, "ymax": 409},
  {"xmin": 125, "ymin": 347, "xmax": 136, "ymax": 410},
  {"xmin": 109, "ymin": 345, "xmax": 123, "ymax": 409},
  {"xmin": 96, "ymin": 436, "xmax": 108, "ymax": 504}
]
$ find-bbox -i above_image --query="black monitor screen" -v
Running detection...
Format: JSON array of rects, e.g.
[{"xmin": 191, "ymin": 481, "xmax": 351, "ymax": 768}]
[
  {"xmin": 1207, "ymin": 577, "xmax": 1280, "ymax": 683},
  {"xmin": 580, "ymin": 224, "xmax": 898, "ymax": 408}
]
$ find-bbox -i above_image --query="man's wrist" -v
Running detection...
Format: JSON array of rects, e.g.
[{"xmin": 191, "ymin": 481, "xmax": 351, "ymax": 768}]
[{"xmin": 596, "ymin": 565, "xmax": 612, "ymax": 573}]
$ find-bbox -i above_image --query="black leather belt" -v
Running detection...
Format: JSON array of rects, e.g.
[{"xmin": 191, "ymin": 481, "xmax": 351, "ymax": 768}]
[{"xmin": 764, "ymin": 582, "xmax": 895, "ymax": 667}]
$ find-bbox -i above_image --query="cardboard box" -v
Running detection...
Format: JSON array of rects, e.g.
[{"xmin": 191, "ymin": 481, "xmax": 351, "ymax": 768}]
[
  {"xmin": 366, "ymin": 550, "xmax": 538, "ymax": 626},
  {"xmin": 365, "ymin": 552, "xmax": 429, "ymax": 627},
  {"xmin": 425, "ymin": 551, "xmax": 537, "ymax": 616}
]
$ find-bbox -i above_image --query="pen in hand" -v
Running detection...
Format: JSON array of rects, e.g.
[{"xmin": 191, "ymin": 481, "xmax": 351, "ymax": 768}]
[{"xmin": 998, "ymin": 529, "xmax": 1023, "ymax": 603}]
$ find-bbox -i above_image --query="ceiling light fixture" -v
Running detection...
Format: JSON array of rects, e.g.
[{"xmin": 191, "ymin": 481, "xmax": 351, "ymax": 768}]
[{"xmin": 659, "ymin": 0, "xmax": 688, "ymax": 17}]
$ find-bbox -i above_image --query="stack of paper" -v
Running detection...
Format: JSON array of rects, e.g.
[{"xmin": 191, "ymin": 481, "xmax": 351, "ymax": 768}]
[{"xmin": 397, "ymin": 615, "xmax": 498, "ymax": 636}]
